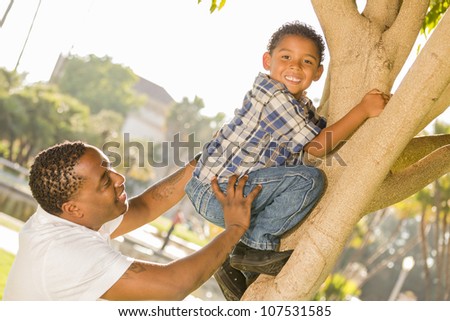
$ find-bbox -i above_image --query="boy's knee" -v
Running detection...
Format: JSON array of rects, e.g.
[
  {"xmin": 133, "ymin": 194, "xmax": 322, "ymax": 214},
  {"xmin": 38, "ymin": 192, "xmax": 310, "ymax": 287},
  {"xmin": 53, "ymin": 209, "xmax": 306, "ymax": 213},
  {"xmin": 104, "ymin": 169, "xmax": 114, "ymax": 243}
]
[
  {"xmin": 308, "ymin": 167, "xmax": 324, "ymax": 182},
  {"xmin": 309, "ymin": 167, "xmax": 326, "ymax": 194}
]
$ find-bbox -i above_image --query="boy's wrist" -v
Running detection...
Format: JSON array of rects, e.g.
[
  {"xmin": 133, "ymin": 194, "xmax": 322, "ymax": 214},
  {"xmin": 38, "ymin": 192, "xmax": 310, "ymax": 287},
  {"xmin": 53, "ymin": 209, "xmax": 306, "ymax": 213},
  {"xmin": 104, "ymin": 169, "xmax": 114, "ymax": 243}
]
[{"xmin": 353, "ymin": 103, "xmax": 371, "ymax": 121}]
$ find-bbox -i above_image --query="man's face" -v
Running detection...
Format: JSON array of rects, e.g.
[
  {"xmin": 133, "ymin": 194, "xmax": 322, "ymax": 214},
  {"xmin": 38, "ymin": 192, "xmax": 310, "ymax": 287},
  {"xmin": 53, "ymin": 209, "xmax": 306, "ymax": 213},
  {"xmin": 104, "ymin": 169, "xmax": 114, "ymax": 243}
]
[
  {"xmin": 263, "ymin": 34, "xmax": 323, "ymax": 100},
  {"xmin": 68, "ymin": 146, "xmax": 128, "ymax": 230}
]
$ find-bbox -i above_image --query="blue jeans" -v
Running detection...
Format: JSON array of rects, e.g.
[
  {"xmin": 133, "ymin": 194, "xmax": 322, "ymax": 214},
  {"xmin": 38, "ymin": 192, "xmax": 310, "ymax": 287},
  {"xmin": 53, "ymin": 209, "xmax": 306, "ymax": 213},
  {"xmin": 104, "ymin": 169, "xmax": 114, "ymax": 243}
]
[{"xmin": 185, "ymin": 165, "xmax": 325, "ymax": 250}]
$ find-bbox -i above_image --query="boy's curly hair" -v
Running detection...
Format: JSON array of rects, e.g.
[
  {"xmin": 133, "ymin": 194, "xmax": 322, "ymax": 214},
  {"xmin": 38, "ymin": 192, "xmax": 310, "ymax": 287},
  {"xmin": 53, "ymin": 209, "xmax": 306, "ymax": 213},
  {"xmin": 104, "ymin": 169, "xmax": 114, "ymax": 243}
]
[
  {"xmin": 29, "ymin": 141, "xmax": 87, "ymax": 215},
  {"xmin": 267, "ymin": 21, "xmax": 326, "ymax": 64}
]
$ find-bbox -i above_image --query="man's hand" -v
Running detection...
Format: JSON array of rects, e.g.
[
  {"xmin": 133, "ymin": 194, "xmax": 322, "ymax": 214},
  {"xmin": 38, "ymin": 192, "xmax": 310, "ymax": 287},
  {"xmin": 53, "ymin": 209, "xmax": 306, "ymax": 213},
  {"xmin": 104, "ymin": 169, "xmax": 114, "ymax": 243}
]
[
  {"xmin": 211, "ymin": 175, "xmax": 262, "ymax": 235},
  {"xmin": 103, "ymin": 174, "xmax": 262, "ymax": 301}
]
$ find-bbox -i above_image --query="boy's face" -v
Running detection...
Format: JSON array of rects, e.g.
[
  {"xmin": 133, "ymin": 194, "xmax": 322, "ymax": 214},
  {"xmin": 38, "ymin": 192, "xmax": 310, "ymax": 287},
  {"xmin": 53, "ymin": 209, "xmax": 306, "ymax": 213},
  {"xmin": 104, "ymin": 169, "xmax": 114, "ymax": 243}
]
[{"xmin": 263, "ymin": 35, "xmax": 323, "ymax": 100}]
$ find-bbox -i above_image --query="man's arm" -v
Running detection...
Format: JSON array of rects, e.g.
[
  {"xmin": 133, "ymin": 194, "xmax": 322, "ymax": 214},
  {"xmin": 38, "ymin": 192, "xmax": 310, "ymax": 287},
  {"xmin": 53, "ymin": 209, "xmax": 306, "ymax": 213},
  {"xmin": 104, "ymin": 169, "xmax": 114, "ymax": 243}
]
[
  {"xmin": 111, "ymin": 159, "xmax": 196, "ymax": 238},
  {"xmin": 304, "ymin": 89, "xmax": 390, "ymax": 157},
  {"xmin": 101, "ymin": 175, "xmax": 262, "ymax": 300}
]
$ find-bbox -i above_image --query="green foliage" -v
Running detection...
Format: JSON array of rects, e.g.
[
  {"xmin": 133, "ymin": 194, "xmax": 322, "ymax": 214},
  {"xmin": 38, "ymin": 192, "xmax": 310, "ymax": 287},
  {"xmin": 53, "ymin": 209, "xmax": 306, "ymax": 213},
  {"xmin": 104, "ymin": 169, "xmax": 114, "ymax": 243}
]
[
  {"xmin": 0, "ymin": 249, "xmax": 15, "ymax": 300},
  {"xmin": 0, "ymin": 61, "xmax": 138, "ymax": 166},
  {"xmin": 314, "ymin": 274, "xmax": 361, "ymax": 301},
  {"xmin": 0, "ymin": 71, "xmax": 93, "ymax": 166},
  {"xmin": 54, "ymin": 54, "xmax": 146, "ymax": 116},
  {"xmin": 347, "ymin": 220, "xmax": 369, "ymax": 248},
  {"xmin": 421, "ymin": 0, "xmax": 449, "ymax": 36},
  {"xmin": 198, "ymin": 0, "xmax": 226, "ymax": 13},
  {"xmin": 0, "ymin": 68, "xmax": 25, "ymax": 93},
  {"xmin": 167, "ymin": 96, "xmax": 225, "ymax": 142},
  {"xmin": 85, "ymin": 109, "xmax": 124, "ymax": 147}
]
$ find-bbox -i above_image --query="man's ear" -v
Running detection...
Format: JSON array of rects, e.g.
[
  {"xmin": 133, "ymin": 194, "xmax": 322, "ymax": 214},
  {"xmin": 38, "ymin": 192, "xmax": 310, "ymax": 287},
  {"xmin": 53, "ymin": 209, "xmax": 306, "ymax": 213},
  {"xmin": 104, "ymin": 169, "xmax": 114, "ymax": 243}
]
[
  {"xmin": 262, "ymin": 52, "xmax": 271, "ymax": 70},
  {"xmin": 313, "ymin": 64, "xmax": 324, "ymax": 81},
  {"xmin": 61, "ymin": 201, "xmax": 83, "ymax": 219}
]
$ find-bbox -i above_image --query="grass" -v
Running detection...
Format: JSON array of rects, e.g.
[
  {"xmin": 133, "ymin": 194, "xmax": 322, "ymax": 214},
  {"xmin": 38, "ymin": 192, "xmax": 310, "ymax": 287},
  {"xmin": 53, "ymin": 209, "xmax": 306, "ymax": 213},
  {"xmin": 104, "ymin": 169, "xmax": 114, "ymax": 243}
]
[{"xmin": 0, "ymin": 249, "xmax": 15, "ymax": 300}]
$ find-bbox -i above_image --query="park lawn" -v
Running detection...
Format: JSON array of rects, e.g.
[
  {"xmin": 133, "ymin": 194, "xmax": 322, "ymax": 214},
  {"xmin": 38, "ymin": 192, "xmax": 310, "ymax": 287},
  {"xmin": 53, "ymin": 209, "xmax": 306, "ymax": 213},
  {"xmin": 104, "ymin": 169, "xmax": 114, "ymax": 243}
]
[{"xmin": 0, "ymin": 249, "xmax": 15, "ymax": 300}]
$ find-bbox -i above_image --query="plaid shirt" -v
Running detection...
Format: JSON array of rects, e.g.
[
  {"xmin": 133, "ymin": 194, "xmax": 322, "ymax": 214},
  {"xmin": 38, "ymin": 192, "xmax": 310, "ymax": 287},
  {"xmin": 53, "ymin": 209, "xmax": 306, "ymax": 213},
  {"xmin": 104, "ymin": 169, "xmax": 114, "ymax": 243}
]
[{"xmin": 194, "ymin": 73, "xmax": 327, "ymax": 182}]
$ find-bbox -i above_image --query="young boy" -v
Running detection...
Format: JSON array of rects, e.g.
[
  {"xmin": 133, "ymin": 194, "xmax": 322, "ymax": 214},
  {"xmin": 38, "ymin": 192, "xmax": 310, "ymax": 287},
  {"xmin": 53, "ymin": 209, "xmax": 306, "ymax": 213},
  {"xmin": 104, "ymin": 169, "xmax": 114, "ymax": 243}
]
[{"xmin": 185, "ymin": 21, "xmax": 389, "ymax": 300}]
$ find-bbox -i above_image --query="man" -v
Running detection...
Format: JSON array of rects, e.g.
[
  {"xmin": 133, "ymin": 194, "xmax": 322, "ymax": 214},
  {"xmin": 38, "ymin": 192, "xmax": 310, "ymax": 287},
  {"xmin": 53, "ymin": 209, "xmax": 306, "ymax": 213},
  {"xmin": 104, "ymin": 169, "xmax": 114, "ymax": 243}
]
[{"xmin": 3, "ymin": 141, "xmax": 261, "ymax": 300}]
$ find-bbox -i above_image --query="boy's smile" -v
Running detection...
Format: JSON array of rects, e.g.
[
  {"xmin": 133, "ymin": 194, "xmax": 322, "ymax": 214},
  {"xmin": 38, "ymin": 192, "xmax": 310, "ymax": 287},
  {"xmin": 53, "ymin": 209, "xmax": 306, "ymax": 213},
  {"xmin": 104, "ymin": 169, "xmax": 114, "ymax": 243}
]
[{"xmin": 263, "ymin": 34, "xmax": 323, "ymax": 100}]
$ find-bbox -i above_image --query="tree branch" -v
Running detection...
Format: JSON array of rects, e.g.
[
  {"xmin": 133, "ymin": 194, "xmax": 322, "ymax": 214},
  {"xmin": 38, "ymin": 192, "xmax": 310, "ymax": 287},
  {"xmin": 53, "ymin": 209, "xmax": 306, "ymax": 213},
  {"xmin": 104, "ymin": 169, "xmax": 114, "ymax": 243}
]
[
  {"xmin": 382, "ymin": 0, "xmax": 430, "ymax": 85},
  {"xmin": 311, "ymin": 0, "xmax": 363, "ymax": 52},
  {"xmin": 244, "ymin": 3, "xmax": 450, "ymax": 301},
  {"xmin": 390, "ymin": 134, "xmax": 450, "ymax": 173},
  {"xmin": 365, "ymin": 144, "xmax": 450, "ymax": 213},
  {"xmin": 416, "ymin": 83, "xmax": 450, "ymax": 134},
  {"xmin": 363, "ymin": 0, "xmax": 401, "ymax": 31},
  {"xmin": 317, "ymin": 67, "xmax": 330, "ymax": 116}
]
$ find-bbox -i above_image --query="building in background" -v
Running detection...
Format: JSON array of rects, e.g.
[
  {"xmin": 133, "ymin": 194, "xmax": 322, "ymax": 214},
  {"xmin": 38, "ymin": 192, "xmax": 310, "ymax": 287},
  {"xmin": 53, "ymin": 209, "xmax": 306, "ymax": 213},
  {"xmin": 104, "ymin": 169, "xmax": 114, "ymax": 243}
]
[{"xmin": 122, "ymin": 76, "xmax": 174, "ymax": 143}]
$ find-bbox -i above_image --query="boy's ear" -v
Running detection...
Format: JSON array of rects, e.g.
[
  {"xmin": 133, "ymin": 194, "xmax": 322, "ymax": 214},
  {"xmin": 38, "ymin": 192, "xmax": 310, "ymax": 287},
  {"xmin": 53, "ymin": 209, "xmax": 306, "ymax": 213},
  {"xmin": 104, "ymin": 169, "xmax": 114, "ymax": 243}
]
[
  {"xmin": 262, "ymin": 52, "xmax": 271, "ymax": 70},
  {"xmin": 314, "ymin": 65, "xmax": 324, "ymax": 81},
  {"xmin": 61, "ymin": 201, "xmax": 83, "ymax": 219}
]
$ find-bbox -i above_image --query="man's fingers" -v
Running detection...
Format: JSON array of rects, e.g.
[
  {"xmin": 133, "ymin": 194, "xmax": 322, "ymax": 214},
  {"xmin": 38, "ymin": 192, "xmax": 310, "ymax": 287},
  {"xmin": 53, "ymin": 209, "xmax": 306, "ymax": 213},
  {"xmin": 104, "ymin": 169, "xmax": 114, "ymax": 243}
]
[
  {"xmin": 211, "ymin": 176, "xmax": 225, "ymax": 203},
  {"xmin": 246, "ymin": 184, "xmax": 262, "ymax": 202},
  {"xmin": 234, "ymin": 175, "xmax": 248, "ymax": 195},
  {"xmin": 211, "ymin": 174, "xmax": 261, "ymax": 204},
  {"xmin": 235, "ymin": 175, "xmax": 261, "ymax": 202},
  {"xmin": 226, "ymin": 175, "xmax": 238, "ymax": 196}
]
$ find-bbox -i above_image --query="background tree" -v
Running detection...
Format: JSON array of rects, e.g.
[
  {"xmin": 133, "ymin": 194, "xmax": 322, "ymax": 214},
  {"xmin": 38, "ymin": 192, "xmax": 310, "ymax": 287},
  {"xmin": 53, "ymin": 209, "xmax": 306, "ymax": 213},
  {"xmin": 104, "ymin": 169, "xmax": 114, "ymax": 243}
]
[
  {"xmin": 85, "ymin": 109, "xmax": 124, "ymax": 147},
  {"xmin": 202, "ymin": 0, "xmax": 450, "ymax": 300},
  {"xmin": 0, "ymin": 54, "xmax": 146, "ymax": 169},
  {"xmin": 51, "ymin": 54, "xmax": 145, "ymax": 116},
  {"xmin": 421, "ymin": 0, "xmax": 449, "ymax": 35},
  {"xmin": 167, "ymin": 96, "xmax": 225, "ymax": 150},
  {"xmin": 0, "ymin": 69, "xmax": 92, "ymax": 166}
]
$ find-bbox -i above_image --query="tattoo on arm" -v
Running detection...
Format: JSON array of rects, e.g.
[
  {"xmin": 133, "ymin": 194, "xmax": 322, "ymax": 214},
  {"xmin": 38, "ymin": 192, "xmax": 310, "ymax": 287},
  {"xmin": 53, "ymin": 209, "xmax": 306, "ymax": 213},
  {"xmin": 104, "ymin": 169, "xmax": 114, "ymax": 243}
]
[
  {"xmin": 121, "ymin": 262, "xmax": 147, "ymax": 279},
  {"xmin": 151, "ymin": 167, "xmax": 186, "ymax": 200}
]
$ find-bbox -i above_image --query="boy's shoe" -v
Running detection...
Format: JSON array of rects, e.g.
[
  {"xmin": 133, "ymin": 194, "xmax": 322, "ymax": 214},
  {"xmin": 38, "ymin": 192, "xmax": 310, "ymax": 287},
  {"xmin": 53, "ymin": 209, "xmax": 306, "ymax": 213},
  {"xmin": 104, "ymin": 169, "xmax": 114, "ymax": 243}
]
[
  {"xmin": 230, "ymin": 242, "xmax": 293, "ymax": 276},
  {"xmin": 214, "ymin": 257, "xmax": 247, "ymax": 301},
  {"xmin": 245, "ymin": 271, "xmax": 260, "ymax": 287}
]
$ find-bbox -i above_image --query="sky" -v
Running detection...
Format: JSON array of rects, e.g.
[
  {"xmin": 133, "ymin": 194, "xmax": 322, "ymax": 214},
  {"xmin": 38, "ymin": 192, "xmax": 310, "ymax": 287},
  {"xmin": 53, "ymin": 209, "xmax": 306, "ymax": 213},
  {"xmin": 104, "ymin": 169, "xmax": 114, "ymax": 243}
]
[{"xmin": 0, "ymin": 0, "xmax": 449, "ymax": 125}]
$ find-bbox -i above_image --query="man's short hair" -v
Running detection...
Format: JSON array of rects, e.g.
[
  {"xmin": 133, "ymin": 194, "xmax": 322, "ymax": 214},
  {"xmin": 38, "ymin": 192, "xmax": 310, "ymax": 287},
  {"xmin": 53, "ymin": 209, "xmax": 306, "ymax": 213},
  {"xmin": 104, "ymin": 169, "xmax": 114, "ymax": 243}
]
[{"xmin": 29, "ymin": 141, "xmax": 87, "ymax": 215}]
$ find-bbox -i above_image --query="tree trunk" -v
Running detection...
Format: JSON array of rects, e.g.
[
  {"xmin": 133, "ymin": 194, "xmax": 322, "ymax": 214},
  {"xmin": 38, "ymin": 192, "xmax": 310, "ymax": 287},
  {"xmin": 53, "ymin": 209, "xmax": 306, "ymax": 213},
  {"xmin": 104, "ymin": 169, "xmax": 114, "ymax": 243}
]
[{"xmin": 244, "ymin": 0, "xmax": 450, "ymax": 300}]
